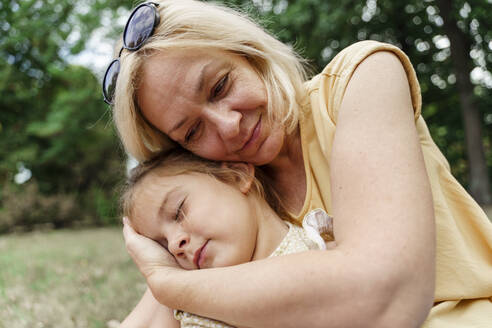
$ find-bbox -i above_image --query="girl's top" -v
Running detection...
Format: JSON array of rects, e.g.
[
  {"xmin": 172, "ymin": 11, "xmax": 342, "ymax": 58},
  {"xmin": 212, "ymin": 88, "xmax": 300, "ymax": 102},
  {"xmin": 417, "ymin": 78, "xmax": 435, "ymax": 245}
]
[
  {"xmin": 299, "ymin": 40, "xmax": 492, "ymax": 327},
  {"xmin": 174, "ymin": 211, "xmax": 331, "ymax": 328}
]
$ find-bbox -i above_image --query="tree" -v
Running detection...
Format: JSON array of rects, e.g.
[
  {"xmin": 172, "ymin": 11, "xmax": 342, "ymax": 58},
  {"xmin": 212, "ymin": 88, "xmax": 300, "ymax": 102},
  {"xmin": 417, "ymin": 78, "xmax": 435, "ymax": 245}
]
[
  {"xmin": 435, "ymin": 0, "xmax": 491, "ymax": 204},
  {"xmin": 0, "ymin": 0, "xmax": 135, "ymax": 231}
]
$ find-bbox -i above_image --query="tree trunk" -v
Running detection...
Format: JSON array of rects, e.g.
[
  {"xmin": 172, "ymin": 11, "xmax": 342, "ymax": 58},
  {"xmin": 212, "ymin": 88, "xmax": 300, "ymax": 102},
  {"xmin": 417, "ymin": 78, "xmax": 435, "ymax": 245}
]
[{"xmin": 435, "ymin": 0, "xmax": 492, "ymax": 205}]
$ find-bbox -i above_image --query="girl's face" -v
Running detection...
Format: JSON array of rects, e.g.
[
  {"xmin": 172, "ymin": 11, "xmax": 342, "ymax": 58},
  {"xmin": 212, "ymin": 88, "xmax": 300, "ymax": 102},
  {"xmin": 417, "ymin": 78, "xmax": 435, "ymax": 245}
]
[
  {"xmin": 132, "ymin": 172, "xmax": 259, "ymax": 270},
  {"xmin": 137, "ymin": 49, "xmax": 286, "ymax": 166}
]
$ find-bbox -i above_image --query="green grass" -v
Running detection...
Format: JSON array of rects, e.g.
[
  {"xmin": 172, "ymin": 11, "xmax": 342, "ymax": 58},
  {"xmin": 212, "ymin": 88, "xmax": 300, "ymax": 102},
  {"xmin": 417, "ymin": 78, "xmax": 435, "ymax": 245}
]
[{"xmin": 0, "ymin": 227, "xmax": 145, "ymax": 328}]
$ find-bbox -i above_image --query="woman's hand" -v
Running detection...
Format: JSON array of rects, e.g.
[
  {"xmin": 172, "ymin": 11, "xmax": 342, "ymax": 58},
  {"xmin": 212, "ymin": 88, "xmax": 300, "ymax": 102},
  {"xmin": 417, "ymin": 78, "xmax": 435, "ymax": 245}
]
[{"xmin": 122, "ymin": 217, "xmax": 180, "ymax": 279}]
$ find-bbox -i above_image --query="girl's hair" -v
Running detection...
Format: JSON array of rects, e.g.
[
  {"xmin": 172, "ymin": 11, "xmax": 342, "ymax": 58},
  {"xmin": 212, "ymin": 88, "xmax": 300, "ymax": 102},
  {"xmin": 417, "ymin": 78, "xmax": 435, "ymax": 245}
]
[
  {"xmin": 121, "ymin": 148, "xmax": 290, "ymax": 222},
  {"xmin": 113, "ymin": 0, "xmax": 309, "ymax": 162}
]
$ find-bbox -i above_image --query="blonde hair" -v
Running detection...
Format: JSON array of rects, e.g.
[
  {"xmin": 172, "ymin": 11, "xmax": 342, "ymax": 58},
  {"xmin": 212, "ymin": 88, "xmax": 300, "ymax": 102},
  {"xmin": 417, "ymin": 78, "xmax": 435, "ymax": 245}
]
[
  {"xmin": 113, "ymin": 0, "xmax": 308, "ymax": 162},
  {"xmin": 121, "ymin": 148, "xmax": 290, "ymax": 222}
]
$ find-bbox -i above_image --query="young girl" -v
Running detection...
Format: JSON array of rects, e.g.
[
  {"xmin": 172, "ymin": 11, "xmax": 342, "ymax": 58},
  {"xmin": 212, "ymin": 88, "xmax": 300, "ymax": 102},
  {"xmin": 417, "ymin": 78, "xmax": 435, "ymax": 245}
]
[{"xmin": 121, "ymin": 149, "xmax": 333, "ymax": 328}]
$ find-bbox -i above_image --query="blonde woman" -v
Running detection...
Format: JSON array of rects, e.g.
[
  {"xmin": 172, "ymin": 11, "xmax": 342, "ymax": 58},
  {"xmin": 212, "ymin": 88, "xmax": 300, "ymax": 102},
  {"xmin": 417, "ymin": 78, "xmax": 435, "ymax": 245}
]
[{"xmin": 104, "ymin": 1, "xmax": 492, "ymax": 327}]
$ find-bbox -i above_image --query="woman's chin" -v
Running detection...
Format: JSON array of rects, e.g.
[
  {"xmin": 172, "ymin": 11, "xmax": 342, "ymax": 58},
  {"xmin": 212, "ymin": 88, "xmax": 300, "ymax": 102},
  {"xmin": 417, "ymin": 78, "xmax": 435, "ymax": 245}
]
[{"xmin": 252, "ymin": 129, "xmax": 286, "ymax": 165}]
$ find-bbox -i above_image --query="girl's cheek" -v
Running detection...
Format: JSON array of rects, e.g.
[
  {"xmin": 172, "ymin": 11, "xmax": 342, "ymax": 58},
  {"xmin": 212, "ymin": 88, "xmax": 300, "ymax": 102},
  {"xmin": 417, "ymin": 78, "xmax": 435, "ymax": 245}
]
[{"xmin": 178, "ymin": 258, "xmax": 192, "ymax": 270}]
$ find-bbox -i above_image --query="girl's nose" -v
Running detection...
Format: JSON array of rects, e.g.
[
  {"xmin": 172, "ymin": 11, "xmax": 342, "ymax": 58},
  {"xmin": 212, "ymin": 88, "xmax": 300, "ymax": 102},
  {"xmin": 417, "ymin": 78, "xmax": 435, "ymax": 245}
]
[
  {"xmin": 205, "ymin": 106, "xmax": 241, "ymax": 140},
  {"xmin": 168, "ymin": 232, "xmax": 190, "ymax": 258}
]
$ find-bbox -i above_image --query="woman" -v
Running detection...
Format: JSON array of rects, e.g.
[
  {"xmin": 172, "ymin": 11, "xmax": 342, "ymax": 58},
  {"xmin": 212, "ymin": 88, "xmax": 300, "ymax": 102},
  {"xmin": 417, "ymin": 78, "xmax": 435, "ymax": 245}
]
[{"xmin": 104, "ymin": 1, "xmax": 492, "ymax": 327}]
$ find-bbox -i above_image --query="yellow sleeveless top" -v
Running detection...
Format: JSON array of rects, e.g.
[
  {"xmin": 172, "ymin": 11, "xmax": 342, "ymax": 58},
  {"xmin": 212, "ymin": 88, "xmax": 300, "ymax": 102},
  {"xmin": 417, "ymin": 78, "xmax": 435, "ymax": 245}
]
[{"xmin": 296, "ymin": 40, "xmax": 492, "ymax": 327}]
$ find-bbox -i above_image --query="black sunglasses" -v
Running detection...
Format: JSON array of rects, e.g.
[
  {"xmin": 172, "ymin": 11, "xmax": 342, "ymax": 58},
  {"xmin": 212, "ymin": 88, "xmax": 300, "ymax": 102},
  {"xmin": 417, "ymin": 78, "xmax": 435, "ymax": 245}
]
[{"xmin": 102, "ymin": 2, "xmax": 160, "ymax": 105}]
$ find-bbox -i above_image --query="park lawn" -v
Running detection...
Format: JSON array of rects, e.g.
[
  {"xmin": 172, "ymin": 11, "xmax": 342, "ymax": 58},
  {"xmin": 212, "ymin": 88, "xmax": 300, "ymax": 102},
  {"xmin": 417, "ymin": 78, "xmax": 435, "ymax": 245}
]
[{"xmin": 0, "ymin": 227, "xmax": 145, "ymax": 328}]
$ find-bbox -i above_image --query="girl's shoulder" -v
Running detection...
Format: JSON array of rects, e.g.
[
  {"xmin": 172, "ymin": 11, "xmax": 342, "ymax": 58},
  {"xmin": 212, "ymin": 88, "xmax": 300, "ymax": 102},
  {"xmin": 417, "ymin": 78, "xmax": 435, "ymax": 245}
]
[{"xmin": 271, "ymin": 209, "xmax": 334, "ymax": 257}]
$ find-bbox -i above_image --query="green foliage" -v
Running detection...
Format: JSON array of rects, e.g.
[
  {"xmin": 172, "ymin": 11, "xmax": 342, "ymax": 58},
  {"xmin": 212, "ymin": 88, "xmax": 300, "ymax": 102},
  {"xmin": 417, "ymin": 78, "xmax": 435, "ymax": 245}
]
[
  {"xmin": 0, "ymin": 0, "xmax": 132, "ymax": 232},
  {"xmin": 0, "ymin": 181, "xmax": 78, "ymax": 232}
]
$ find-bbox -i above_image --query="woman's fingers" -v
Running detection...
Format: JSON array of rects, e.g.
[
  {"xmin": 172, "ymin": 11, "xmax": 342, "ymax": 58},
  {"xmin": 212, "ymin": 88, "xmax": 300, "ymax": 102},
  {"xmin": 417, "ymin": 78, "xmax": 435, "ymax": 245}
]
[{"xmin": 122, "ymin": 217, "xmax": 180, "ymax": 278}]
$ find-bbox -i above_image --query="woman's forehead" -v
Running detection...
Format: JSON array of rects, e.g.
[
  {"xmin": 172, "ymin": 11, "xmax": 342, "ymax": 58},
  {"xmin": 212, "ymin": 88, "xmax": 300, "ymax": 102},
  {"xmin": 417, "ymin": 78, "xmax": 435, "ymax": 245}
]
[
  {"xmin": 141, "ymin": 48, "xmax": 234, "ymax": 77},
  {"xmin": 136, "ymin": 49, "xmax": 242, "ymax": 132},
  {"xmin": 136, "ymin": 51, "xmax": 208, "ymax": 130},
  {"xmin": 139, "ymin": 51, "xmax": 208, "ymax": 94}
]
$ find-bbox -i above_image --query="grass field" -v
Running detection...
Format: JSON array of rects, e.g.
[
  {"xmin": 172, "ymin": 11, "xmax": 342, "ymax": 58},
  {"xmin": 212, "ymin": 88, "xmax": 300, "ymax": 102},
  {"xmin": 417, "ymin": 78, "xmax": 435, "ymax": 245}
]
[
  {"xmin": 1, "ymin": 207, "xmax": 491, "ymax": 328},
  {"xmin": 0, "ymin": 227, "xmax": 145, "ymax": 328}
]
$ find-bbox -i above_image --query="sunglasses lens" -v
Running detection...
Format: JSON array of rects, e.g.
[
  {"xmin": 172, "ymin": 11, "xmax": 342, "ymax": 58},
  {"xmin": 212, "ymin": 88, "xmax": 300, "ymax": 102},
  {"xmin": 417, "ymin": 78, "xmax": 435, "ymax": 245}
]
[
  {"xmin": 103, "ymin": 60, "xmax": 120, "ymax": 104},
  {"xmin": 124, "ymin": 5, "xmax": 156, "ymax": 49},
  {"xmin": 103, "ymin": 4, "xmax": 159, "ymax": 105}
]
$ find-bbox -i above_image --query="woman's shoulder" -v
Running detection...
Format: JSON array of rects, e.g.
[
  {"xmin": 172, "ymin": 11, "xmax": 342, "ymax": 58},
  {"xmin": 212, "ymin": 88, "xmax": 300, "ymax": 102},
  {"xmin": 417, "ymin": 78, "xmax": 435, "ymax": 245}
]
[
  {"xmin": 320, "ymin": 40, "xmax": 410, "ymax": 76},
  {"xmin": 305, "ymin": 40, "xmax": 421, "ymax": 124}
]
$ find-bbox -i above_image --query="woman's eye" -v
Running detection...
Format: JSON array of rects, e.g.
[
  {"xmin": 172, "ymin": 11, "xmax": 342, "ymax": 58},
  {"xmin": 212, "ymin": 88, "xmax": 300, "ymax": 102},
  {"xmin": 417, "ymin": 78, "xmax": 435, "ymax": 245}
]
[
  {"xmin": 211, "ymin": 73, "xmax": 229, "ymax": 99},
  {"xmin": 185, "ymin": 121, "xmax": 201, "ymax": 143}
]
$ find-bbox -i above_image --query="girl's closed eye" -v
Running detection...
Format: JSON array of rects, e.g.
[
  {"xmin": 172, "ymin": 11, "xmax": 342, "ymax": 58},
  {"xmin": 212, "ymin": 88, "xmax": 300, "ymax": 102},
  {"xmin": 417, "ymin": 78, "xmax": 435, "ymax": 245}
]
[{"xmin": 175, "ymin": 197, "xmax": 186, "ymax": 222}]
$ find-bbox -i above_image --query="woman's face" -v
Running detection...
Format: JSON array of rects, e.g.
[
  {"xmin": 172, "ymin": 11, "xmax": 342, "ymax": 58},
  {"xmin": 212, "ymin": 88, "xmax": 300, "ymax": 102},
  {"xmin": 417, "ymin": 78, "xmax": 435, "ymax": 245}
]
[
  {"xmin": 132, "ymin": 172, "xmax": 259, "ymax": 270},
  {"xmin": 137, "ymin": 49, "xmax": 286, "ymax": 166}
]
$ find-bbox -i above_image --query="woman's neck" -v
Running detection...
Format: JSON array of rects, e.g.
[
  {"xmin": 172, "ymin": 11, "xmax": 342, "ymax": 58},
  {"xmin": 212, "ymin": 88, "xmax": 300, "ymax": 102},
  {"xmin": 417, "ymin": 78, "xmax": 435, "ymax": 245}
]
[
  {"xmin": 262, "ymin": 127, "xmax": 306, "ymax": 215},
  {"xmin": 268, "ymin": 126, "xmax": 303, "ymax": 171}
]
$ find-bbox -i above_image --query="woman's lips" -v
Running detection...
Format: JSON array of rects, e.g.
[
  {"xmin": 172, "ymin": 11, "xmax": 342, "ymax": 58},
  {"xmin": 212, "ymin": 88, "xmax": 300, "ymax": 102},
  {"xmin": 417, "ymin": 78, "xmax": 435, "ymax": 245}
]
[
  {"xmin": 240, "ymin": 116, "xmax": 261, "ymax": 152},
  {"xmin": 194, "ymin": 240, "xmax": 209, "ymax": 269}
]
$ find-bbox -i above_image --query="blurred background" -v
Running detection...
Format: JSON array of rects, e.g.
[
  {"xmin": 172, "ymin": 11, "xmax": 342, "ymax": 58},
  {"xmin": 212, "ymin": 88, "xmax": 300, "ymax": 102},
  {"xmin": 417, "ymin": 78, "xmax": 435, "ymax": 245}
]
[{"xmin": 0, "ymin": 0, "xmax": 491, "ymax": 327}]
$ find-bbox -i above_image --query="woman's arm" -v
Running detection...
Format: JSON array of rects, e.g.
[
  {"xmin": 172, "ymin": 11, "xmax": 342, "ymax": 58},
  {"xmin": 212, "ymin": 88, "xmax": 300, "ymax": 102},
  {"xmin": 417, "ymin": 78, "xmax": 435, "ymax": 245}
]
[
  {"xmin": 328, "ymin": 50, "xmax": 436, "ymax": 326},
  {"xmin": 124, "ymin": 51, "xmax": 435, "ymax": 328}
]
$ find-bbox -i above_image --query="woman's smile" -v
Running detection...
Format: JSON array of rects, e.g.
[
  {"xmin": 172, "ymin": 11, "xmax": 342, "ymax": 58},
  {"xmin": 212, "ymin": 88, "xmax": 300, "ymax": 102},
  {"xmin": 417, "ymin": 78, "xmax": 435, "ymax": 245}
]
[{"xmin": 239, "ymin": 114, "xmax": 262, "ymax": 153}]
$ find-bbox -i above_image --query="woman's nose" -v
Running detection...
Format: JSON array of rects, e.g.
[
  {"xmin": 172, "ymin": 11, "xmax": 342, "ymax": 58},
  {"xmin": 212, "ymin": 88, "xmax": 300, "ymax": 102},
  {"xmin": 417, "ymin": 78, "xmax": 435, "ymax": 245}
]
[
  {"xmin": 168, "ymin": 233, "xmax": 190, "ymax": 258},
  {"xmin": 205, "ymin": 106, "xmax": 241, "ymax": 140}
]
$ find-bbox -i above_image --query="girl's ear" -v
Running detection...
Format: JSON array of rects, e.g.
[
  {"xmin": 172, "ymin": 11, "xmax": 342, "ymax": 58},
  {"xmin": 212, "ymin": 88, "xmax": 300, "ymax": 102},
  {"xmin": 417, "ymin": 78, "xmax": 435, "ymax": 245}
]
[{"xmin": 220, "ymin": 162, "xmax": 255, "ymax": 194}]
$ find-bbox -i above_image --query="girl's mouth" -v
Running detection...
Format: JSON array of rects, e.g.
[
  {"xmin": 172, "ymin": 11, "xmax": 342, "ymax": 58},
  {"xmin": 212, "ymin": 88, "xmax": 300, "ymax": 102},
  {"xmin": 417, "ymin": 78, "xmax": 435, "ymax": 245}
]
[{"xmin": 193, "ymin": 240, "xmax": 209, "ymax": 269}]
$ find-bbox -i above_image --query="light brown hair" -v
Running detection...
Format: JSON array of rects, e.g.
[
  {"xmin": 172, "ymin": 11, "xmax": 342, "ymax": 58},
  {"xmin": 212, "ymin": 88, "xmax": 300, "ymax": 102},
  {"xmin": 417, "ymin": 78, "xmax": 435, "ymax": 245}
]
[{"xmin": 121, "ymin": 148, "xmax": 290, "ymax": 223}]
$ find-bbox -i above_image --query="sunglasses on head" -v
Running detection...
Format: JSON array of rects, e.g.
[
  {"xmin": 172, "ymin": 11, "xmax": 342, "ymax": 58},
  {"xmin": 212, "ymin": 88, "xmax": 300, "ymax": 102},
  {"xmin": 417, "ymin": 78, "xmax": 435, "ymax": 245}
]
[{"xmin": 102, "ymin": 2, "xmax": 160, "ymax": 105}]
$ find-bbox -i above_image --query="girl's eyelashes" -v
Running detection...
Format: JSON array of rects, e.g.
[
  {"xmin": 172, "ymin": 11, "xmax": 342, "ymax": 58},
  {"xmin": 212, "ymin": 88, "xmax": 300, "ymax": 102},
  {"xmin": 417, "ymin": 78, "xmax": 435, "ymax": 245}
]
[{"xmin": 174, "ymin": 198, "xmax": 186, "ymax": 222}]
